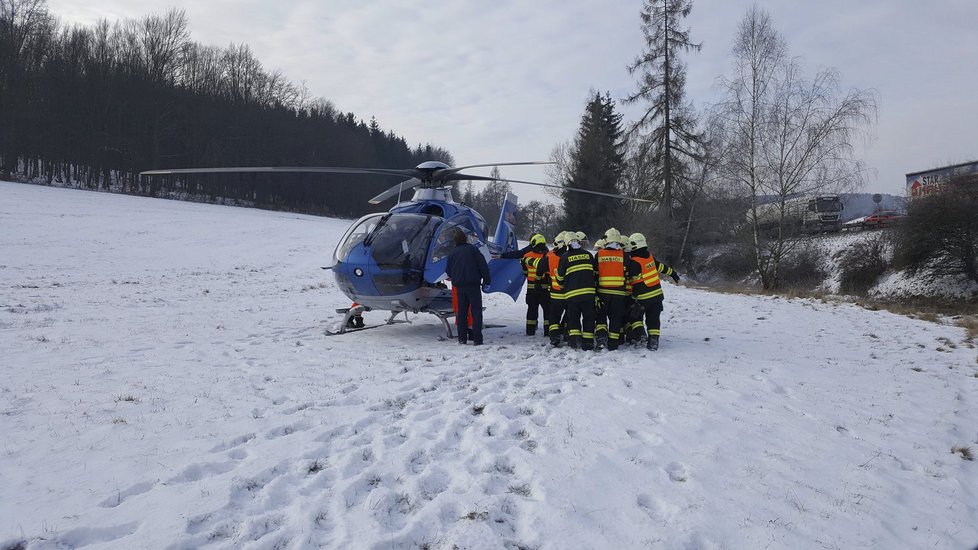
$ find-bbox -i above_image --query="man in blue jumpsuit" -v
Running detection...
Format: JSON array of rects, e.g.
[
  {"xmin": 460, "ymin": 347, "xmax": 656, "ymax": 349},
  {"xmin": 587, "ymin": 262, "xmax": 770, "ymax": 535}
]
[{"xmin": 446, "ymin": 230, "xmax": 491, "ymax": 345}]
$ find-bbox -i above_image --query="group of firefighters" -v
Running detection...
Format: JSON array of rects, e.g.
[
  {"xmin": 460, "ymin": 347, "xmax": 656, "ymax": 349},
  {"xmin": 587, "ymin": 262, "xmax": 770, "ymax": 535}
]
[{"xmin": 501, "ymin": 228, "xmax": 680, "ymax": 351}]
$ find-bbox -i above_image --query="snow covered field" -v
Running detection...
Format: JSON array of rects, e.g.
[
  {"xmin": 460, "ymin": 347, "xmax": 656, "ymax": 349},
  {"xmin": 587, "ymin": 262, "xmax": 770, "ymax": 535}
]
[{"xmin": 1, "ymin": 182, "xmax": 976, "ymax": 549}]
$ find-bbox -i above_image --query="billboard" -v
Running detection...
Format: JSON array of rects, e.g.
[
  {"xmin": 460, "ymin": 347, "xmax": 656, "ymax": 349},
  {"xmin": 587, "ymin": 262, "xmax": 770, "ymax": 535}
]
[{"xmin": 906, "ymin": 160, "xmax": 978, "ymax": 198}]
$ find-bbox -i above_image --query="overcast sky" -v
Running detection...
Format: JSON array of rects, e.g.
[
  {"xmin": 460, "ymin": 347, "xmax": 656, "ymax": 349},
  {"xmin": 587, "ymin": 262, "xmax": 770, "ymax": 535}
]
[{"xmin": 45, "ymin": 0, "xmax": 978, "ymax": 203}]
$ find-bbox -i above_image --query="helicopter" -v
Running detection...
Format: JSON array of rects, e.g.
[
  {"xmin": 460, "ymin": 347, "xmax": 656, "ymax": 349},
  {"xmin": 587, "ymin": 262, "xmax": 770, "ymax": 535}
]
[{"xmin": 140, "ymin": 160, "xmax": 652, "ymax": 337}]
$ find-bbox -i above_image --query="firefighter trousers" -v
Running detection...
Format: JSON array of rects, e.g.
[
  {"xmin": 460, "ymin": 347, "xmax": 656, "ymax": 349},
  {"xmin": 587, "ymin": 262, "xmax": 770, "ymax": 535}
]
[
  {"xmin": 596, "ymin": 294, "xmax": 627, "ymax": 349},
  {"xmin": 525, "ymin": 287, "xmax": 550, "ymax": 335},
  {"xmin": 565, "ymin": 298, "xmax": 596, "ymax": 350},
  {"xmin": 629, "ymin": 297, "xmax": 664, "ymax": 341},
  {"xmin": 547, "ymin": 297, "xmax": 566, "ymax": 342}
]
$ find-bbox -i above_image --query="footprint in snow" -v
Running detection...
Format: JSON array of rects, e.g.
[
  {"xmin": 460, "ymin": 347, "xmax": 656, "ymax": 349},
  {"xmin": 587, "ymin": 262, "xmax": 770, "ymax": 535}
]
[
  {"xmin": 48, "ymin": 522, "xmax": 141, "ymax": 548},
  {"xmin": 646, "ymin": 411, "xmax": 665, "ymax": 424},
  {"xmin": 637, "ymin": 493, "xmax": 680, "ymax": 523},
  {"xmin": 98, "ymin": 481, "xmax": 155, "ymax": 508},
  {"xmin": 271, "ymin": 395, "xmax": 289, "ymax": 405},
  {"xmin": 626, "ymin": 428, "xmax": 664, "ymax": 446},
  {"xmin": 209, "ymin": 432, "xmax": 255, "ymax": 453},
  {"xmin": 610, "ymin": 393, "xmax": 638, "ymax": 406},
  {"xmin": 167, "ymin": 460, "xmax": 237, "ymax": 484},
  {"xmin": 665, "ymin": 461, "xmax": 689, "ymax": 482},
  {"xmin": 265, "ymin": 422, "xmax": 310, "ymax": 439}
]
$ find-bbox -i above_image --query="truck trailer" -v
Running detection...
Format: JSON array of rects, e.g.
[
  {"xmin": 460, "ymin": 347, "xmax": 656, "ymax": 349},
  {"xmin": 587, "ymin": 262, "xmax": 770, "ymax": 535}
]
[
  {"xmin": 906, "ymin": 160, "xmax": 978, "ymax": 199},
  {"xmin": 752, "ymin": 194, "xmax": 844, "ymax": 233}
]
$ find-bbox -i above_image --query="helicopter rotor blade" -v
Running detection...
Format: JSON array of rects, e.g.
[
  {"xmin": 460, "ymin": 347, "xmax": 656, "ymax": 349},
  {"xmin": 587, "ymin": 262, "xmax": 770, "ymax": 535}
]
[
  {"xmin": 139, "ymin": 166, "xmax": 417, "ymax": 178},
  {"xmin": 498, "ymin": 178, "xmax": 654, "ymax": 204},
  {"xmin": 139, "ymin": 161, "xmax": 651, "ymax": 203},
  {"xmin": 444, "ymin": 174, "xmax": 497, "ymax": 182},
  {"xmin": 367, "ymin": 178, "xmax": 423, "ymax": 204},
  {"xmin": 445, "ymin": 161, "xmax": 554, "ymax": 175}
]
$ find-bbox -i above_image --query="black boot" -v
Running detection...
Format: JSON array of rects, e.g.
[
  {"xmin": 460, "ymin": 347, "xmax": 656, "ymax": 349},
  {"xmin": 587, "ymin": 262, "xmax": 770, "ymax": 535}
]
[
  {"xmin": 594, "ymin": 333, "xmax": 608, "ymax": 350},
  {"xmin": 647, "ymin": 336, "xmax": 659, "ymax": 351}
]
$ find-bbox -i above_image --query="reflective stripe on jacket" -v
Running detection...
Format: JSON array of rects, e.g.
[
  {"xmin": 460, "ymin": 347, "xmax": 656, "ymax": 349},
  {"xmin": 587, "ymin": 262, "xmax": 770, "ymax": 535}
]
[
  {"xmin": 628, "ymin": 249, "xmax": 673, "ymax": 301},
  {"xmin": 556, "ymin": 250, "xmax": 597, "ymax": 301},
  {"xmin": 596, "ymin": 248, "xmax": 628, "ymax": 296},
  {"xmin": 522, "ymin": 251, "xmax": 545, "ymax": 286},
  {"xmin": 545, "ymin": 249, "xmax": 564, "ymax": 298}
]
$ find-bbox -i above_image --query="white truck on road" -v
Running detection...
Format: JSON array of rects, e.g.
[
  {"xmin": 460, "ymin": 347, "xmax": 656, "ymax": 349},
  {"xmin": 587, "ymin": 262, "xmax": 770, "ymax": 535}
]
[{"xmin": 752, "ymin": 194, "xmax": 844, "ymax": 233}]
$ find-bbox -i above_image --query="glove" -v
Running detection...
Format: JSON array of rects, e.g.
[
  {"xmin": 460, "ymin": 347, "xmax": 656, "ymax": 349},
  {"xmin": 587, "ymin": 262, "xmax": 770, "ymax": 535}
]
[{"xmin": 670, "ymin": 272, "xmax": 681, "ymax": 283}]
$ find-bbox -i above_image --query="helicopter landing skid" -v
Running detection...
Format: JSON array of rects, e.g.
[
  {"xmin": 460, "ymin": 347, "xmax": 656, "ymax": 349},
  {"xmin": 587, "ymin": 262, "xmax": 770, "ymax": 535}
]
[
  {"xmin": 426, "ymin": 308, "xmax": 457, "ymax": 339},
  {"xmin": 325, "ymin": 305, "xmax": 456, "ymax": 338}
]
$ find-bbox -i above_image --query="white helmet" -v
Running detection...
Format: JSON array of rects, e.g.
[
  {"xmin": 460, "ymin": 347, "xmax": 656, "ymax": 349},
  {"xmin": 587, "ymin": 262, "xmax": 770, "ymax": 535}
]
[
  {"xmin": 629, "ymin": 232, "xmax": 647, "ymax": 250},
  {"xmin": 604, "ymin": 228, "xmax": 621, "ymax": 242},
  {"xmin": 594, "ymin": 237, "xmax": 607, "ymax": 249},
  {"xmin": 575, "ymin": 231, "xmax": 588, "ymax": 244},
  {"xmin": 567, "ymin": 231, "xmax": 581, "ymax": 248},
  {"xmin": 554, "ymin": 231, "xmax": 568, "ymax": 248},
  {"xmin": 620, "ymin": 235, "xmax": 633, "ymax": 252}
]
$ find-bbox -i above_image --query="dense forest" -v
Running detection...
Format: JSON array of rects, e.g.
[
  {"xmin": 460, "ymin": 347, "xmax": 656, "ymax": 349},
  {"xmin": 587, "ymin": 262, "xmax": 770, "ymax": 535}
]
[{"xmin": 0, "ymin": 1, "xmax": 452, "ymax": 217}]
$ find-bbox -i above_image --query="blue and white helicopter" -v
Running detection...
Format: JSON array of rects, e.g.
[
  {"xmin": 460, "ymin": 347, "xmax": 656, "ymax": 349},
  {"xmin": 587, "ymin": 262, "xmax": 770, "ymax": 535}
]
[{"xmin": 141, "ymin": 161, "xmax": 648, "ymax": 336}]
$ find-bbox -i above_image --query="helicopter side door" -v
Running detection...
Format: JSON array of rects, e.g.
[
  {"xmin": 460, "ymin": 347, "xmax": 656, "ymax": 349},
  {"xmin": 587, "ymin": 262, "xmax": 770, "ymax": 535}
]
[
  {"xmin": 425, "ymin": 214, "xmax": 524, "ymax": 300},
  {"xmin": 425, "ymin": 214, "xmax": 484, "ymax": 284}
]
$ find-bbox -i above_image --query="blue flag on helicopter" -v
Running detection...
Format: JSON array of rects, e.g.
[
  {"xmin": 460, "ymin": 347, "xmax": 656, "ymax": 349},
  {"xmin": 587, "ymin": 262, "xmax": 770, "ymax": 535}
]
[
  {"xmin": 487, "ymin": 258, "xmax": 526, "ymax": 301},
  {"xmin": 484, "ymin": 192, "xmax": 525, "ymax": 300}
]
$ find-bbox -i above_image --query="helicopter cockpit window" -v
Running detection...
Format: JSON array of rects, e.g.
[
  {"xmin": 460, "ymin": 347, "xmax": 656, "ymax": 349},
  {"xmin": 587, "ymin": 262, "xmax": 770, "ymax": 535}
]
[
  {"xmin": 430, "ymin": 216, "xmax": 479, "ymax": 263},
  {"xmin": 334, "ymin": 213, "xmax": 386, "ymax": 264},
  {"xmin": 368, "ymin": 213, "xmax": 437, "ymax": 269}
]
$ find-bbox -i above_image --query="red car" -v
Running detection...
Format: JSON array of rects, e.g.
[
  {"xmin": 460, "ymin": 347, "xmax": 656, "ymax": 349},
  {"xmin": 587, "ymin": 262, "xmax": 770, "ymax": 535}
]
[{"xmin": 862, "ymin": 211, "xmax": 903, "ymax": 228}]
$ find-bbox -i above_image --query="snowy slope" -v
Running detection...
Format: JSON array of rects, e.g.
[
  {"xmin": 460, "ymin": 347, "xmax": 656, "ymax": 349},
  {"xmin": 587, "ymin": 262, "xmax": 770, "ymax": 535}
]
[{"xmin": 1, "ymin": 182, "xmax": 976, "ymax": 550}]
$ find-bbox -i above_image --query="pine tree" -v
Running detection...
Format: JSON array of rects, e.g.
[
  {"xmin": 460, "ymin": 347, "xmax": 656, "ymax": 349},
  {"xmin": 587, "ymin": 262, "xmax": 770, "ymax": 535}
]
[
  {"xmin": 562, "ymin": 92, "xmax": 626, "ymax": 237},
  {"xmin": 625, "ymin": 0, "xmax": 702, "ymax": 216}
]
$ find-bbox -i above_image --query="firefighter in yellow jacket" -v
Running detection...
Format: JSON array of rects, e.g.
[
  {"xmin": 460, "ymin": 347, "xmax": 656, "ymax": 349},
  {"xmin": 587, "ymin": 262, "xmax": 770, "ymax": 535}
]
[
  {"xmin": 594, "ymin": 228, "xmax": 630, "ymax": 351},
  {"xmin": 499, "ymin": 233, "xmax": 550, "ymax": 335},
  {"xmin": 535, "ymin": 231, "xmax": 569, "ymax": 342},
  {"xmin": 626, "ymin": 232, "xmax": 680, "ymax": 351},
  {"xmin": 555, "ymin": 232, "xmax": 598, "ymax": 350}
]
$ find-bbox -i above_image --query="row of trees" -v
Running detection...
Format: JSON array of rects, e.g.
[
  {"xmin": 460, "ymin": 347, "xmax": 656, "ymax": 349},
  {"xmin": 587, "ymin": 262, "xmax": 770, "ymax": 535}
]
[
  {"xmin": 0, "ymin": 0, "xmax": 450, "ymax": 217},
  {"xmin": 553, "ymin": 1, "xmax": 878, "ymax": 289},
  {"xmin": 4, "ymin": 0, "xmax": 892, "ymax": 290}
]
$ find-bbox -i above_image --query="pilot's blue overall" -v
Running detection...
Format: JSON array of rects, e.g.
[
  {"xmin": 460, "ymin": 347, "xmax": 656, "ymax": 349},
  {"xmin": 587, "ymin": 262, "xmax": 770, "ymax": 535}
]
[{"xmin": 446, "ymin": 231, "xmax": 491, "ymax": 345}]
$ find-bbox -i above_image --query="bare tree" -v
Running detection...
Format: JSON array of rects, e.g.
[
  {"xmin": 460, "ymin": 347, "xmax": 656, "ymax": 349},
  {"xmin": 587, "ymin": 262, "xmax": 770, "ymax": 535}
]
[
  {"xmin": 620, "ymin": 137, "xmax": 659, "ymax": 215},
  {"xmin": 546, "ymin": 140, "xmax": 573, "ymax": 204},
  {"xmin": 139, "ymin": 8, "xmax": 188, "ymax": 83},
  {"xmin": 715, "ymin": 6, "xmax": 877, "ymax": 289},
  {"xmin": 715, "ymin": 6, "xmax": 785, "ymax": 277}
]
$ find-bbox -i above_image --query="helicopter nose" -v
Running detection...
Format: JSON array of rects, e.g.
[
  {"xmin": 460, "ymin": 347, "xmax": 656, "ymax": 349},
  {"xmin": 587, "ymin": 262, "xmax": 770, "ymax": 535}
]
[{"xmin": 333, "ymin": 262, "xmax": 377, "ymax": 297}]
